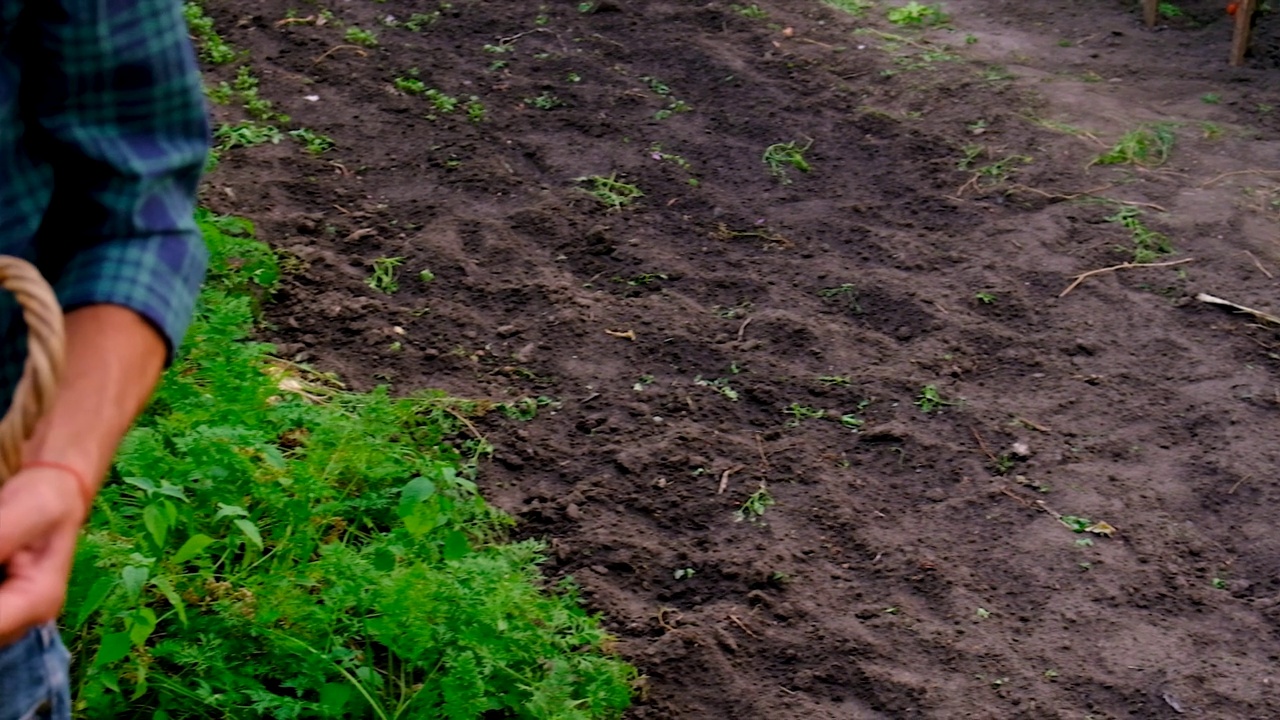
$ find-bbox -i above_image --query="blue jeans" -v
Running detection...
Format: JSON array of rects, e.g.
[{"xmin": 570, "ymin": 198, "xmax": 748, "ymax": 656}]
[{"xmin": 0, "ymin": 622, "xmax": 70, "ymax": 720}]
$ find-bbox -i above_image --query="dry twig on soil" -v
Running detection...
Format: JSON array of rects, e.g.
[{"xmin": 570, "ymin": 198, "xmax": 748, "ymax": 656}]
[
  {"xmin": 1059, "ymin": 258, "xmax": 1194, "ymax": 297},
  {"xmin": 1200, "ymin": 169, "xmax": 1280, "ymax": 188},
  {"xmin": 1196, "ymin": 293, "xmax": 1280, "ymax": 326}
]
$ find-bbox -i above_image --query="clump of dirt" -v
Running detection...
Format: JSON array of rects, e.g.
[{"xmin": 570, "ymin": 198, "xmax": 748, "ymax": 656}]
[{"xmin": 204, "ymin": 0, "xmax": 1280, "ymax": 717}]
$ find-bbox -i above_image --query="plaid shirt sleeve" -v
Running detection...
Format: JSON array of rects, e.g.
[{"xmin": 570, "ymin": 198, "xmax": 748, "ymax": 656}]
[{"xmin": 28, "ymin": 0, "xmax": 210, "ymax": 359}]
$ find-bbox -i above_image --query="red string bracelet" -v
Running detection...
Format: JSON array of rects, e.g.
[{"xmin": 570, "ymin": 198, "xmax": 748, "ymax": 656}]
[{"xmin": 23, "ymin": 460, "xmax": 96, "ymax": 519}]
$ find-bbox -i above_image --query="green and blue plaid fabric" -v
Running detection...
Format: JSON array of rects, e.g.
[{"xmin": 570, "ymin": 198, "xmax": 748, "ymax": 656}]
[{"xmin": 0, "ymin": 0, "xmax": 210, "ymax": 403}]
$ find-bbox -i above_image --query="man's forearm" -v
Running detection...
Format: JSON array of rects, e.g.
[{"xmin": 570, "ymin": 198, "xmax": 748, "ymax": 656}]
[{"xmin": 22, "ymin": 305, "xmax": 167, "ymax": 496}]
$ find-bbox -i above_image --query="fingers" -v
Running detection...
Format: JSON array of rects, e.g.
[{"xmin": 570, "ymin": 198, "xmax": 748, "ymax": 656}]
[
  {"xmin": 0, "ymin": 526, "xmax": 76, "ymax": 643},
  {"xmin": 0, "ymin": 468, "xmax": 79, "ymax": 563},
  {"xmin": 0, "ymin": 467, "xmax": 83, "ymax": 643}
]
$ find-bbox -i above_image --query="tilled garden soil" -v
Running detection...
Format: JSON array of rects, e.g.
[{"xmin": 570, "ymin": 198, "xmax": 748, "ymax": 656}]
[{"xmin": 204, "ymin": 0, "xmax": 1280, "ymax": 717}]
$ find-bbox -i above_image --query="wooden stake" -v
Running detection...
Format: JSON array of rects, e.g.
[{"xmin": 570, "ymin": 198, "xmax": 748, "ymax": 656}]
[
  {"xmin": 1143, "ymin": 0, "xmax": 1159, "ymax": 27},
  {"xmin": 1231, "ymin": 0, "xmax": 1257, "ymax": 67}
]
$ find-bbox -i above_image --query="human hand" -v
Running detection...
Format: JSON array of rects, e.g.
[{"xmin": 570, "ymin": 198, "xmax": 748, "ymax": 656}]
[{"xmin": 0, "ymin": 466, "xmax": 87, "ymax": 647}]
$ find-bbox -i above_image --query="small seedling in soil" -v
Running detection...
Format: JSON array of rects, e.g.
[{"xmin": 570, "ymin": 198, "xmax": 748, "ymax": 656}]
[
  {"xmin": 818, "ymin": 375, "xmax": 851, "ymax": 386},
  {"xmin": 915, "ymin": 385, "xmax": 956, "ymax": 413},
  {"xmin": 419, "ymin": 269, "xmax": 435, "ymax": 284},
  {"xmin": 763, "ymin": 140, "xmax": 813, "ymax": 183},
  {"xmin": 214, "ymin": 121, "xmax": 283, "ymax": 151},
  {"xmin": 1200, "ymin": 121, "xmax": 1223, "ymax": 140},
  {"xmin": 655, "ymin": 99, "xmax": 692, "ymax": 121},
  {"xmin": 887, "ymin": 1, "xmax": 947, "ymax": 26},
  {"xmin": 975, "ymin": 607, "xmax": 991, "ymax": 619},
  {"xmin": 367, "ymin": 257, "xmax": 405, "ymax": 294},
  {"xmin": 975, "ymin": 291, "xmax": 996, "ymax": 304},
  {"xmin": 734, "ymin": 484, "xmax": 776, "ymax": 523},
  {"xmin": 1060, "ymin": 515, "xmax": 1116, "ymax": 536},
  {"xmin": 1158, "ymin": 2, "xmax": 1183, "ymax": 18},
  {"xmin": 820, "ymin": 283, "xmax": 863, "ymax": 313},
  {"xmin": 1201, "ymin": 92, "xmax": 1221, "ymax": 104},
  {"xmin": 730, "ymin": 3, "xmax": 768, "ymax": 18},
  {"xmin": 1094, "ymin": 123, "xmax": 1176, "ymax": 167},
  {"xmin": 1211, "ymin": 577, "xmax": 1227, "ymax": 590},
  {"xmin": 633, "ymin": 375, "xmax": 655, "ymax": 391},
  {"xmin": 694, "ymin": 375, "xmax": 740, "ymax": 402},
  {"xmin": 288, "ymin": 129, "xmax": 335, "ymax": 155},
  {"xmin": 824, "ymin": 0, "xmax": 874, "ymax": 16},
  {"xmin": 1106, "ymin": 207, "xmax": 1173, "ymax": 263},
  {"xmin": 577, "ymin": 173, "xmax": 643, "ymax": 210},
  {"xmin": 991, "ymin": 453, "xmax": 1015, "ymax": 475},
  {"xmin": 619, "ymin": 272, "xmax": 668, "ymax": 286},
  {"xmin": 344, "ymin": 27, "xmax": 379, "ymax": 47},
  {"xmin": 783, "ymin": 404, "xmax": 825, "ymax": 427},
  {"xmin": 401, "ymin": 12, "xmax": 441, "ymax": 31},
  {"xmin": 958, "ymin": 144, "xmax": 984, "ymax": 170},
  {"xmin": 525, "ymin": 92, "xmax": 563, "ymax": 110},
  {"xmin": 673, "ymin": 567, "xmax": 696, "ymax": 580},
  {"xmin": 840, "ymin": 414, "xmax": 865, "ymax": 429}
]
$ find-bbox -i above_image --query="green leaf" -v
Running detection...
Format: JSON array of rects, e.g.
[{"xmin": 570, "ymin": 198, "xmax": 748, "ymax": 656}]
[
  {"xmin": 319, "ymin": 683, "xmax": 353, "ymax": 715},
  {"xmin": 129, "ymin": 607, "xmax": 158, "ymax": 647},
  {"xmin": 94, "ymin": 631, "xmax": 133, "ymax": 667},
  {"xmin": 171, "ymin": 534, "xmax": 216, "ymax": 565},
  {"xmin": 73, "ymin": 575, "xmax": 117, "ymax": 630},
  {"xmin": 121, "ymin": 566, "xmax": 149, "ymax": 599},
  {"xmin": 443, "ymin": 530, "xmax": 471, "ymax": 561},
  {"xmin": 372, "ymin": 546, "xmax": 398, "ymax": 573},
  {"xmin": 152, "ymin": 576, "xmax": 188, "ymax": 626},
  {"xmin": 400, "ymin": 476, "xmax": 437, "ymax": 504},
  {"xmin": 122, "ymin": 477, "xmax": 159, "ymax": 495},
  {"xmin": 215, "ymin": 503, "xmax": 249, "ymax": 519},
  {"xmin": 143, "ymin": 503, "xmax": 169, "ymax": 548},
  {"xmin": 233, "ymin": 518, "xmax": 264, "ymax": 550}
]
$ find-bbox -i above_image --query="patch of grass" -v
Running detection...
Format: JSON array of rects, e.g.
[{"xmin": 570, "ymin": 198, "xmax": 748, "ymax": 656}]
[
  {"xmin": 1158, "ymin": 2, "xmax": 1182, "ymax": 18},
  {"xmin": 763, "ymin": 140, "xmax": 813, "ymax": 184},
  {"xmin": 824, "ymin": 0, "xmax": 875, "ymax": 16},
  {"xmin": 730, "ymin": 3, "xmax": 769, "ymax": 18},
  {"xmin": 734, "ymin": 484, "xmax": 776, "ymax": 523},
  {"xmin": 915, "ymin": 384, "xmax": 956, "ymax": 413},
  {"xmin": 1106, "ymin": 207, "xmax": 1173, "ymax": 263},
  {"xmin": 694, "ymin": 375, "xmax": 740, "ymax": 402},
  {"xmin": 287, "ymin": 128, "xmax": 335, "ymax": 155},
  {"xmin": 617, "ymin": 272, "xmax": 669, "ymax": 286},
  {"xmin": 386, "ymin": 11, "xmax": 441, "ymax": 31},
  {"xmin": 344, "ymin": 26, "xmax": 379, "ymax": 47},
  {"xmin": 975, "ymin": 291, "xmax": 997, "ymax": 304},
  {"xmin": 525, "ymin": 92, "xmax": 564, "ymax": 110},
  {"xmin": 886, "ymin": 1, "xmax": 947, "ymax": 26},
  {"xmin": 213, "ymin": 121, "xmax": 284, "ymax": 151},
  {"xmin": 67, "ymin": 211, "xmax": 636, "ymax": 717},
  {"xmin": 818, "ymin": 283, "xmax": 863, "ymax": 313},
  {"xmin": 183, "ymin": 2, "xmax": 239, "ymax": 64},
  {"xmin": 577, "ymin": 173, "xmax": 644, "ymax": 210},
  {"xmin": 367, "ymin": 256, "xmax": 406, "ymax": 293},
  {"xmin": 783, "ymin": 403, "xmax": 825, "ymax": 427},
  {"xmin": 1094, "ymin": 123, "xmax": 1176, "ymax": 167}
]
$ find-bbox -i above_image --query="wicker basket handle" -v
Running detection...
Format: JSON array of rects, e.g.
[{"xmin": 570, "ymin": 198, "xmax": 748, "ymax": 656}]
[{"xmin": 0, "ymin": 257, "xmax": 65, "ymax": 482}]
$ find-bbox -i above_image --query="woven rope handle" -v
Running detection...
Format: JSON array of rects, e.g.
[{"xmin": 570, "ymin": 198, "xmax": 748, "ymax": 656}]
[{"xmin": 0, "ymin": 257, "xmax": 64, "ymax": 483}]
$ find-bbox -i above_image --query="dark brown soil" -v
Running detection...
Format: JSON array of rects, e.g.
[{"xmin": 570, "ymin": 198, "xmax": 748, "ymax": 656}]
[{"xmin": 203, "ymin": 0, "xmax": 1280, "ymax": 717}]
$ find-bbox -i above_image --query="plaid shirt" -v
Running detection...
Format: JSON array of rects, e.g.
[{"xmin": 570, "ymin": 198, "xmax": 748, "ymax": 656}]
[{"xmin": 0, "ymin": 0, "xmax": 210, "ymax": 401}]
